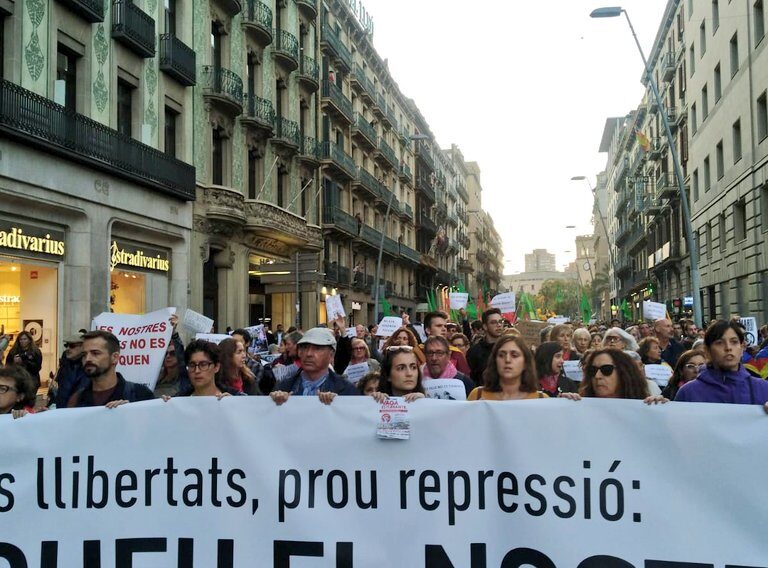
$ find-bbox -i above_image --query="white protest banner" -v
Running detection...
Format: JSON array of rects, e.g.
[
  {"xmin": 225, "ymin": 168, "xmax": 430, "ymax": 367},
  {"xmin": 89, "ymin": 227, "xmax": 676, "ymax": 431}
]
[
  {"xmin": 411, "ymin": 323, "xmax": 427, "ymax": 343},
  {"xmin": 345, "ymin": 327, "xmax": 357, "ymax": 339},
  {"xmin": 1, "ymin": 398, "xmax": 767, "ymax": 566},
  {"xmin": 344, "ymin": 362, "xmax": 370, "ymax": 384},
  {"xmin": 642, "ymin": 300, "xmax": 668, "ymax": 321},
  {"xmin": 423, "ymin": 378, "xmax": 467, "ymax": 401},
  {"xmin": 645, "ymin": 364, "xmax": 674, "ymax": 387},
  {"xmin": 195, "ymin": 333, "xmax": 231, "ymax": 344},
  {"xmin": 490, "ymin": 292, "xmax": 516, "ymax": 314},
  {"xmin": 562, "ymin": 360, "xmax": 583, "ymax": 382},
  {"xmin": 547, "ymin": 316, "xmax": 570, "ymax": 325},
  {"xmin": 325, "ymin": 295, "xmax": 346, "ymax": 321},
  {"xmin": 448, "ymin": 292, "xmax": 469, "ymax": 310},
  {"xmin": 91, "ymin": 307, "xmax": 175, "ymax": 391},
  {"xmin": 180, "ymin": 308, "xmax": 214, "ymax": 335},
  {"xmin": 243, "ymin": 324, "xmax": 268, "ymax": 350},
  {"xmin": 739, "ymin": 317, "xmax": 759, "ymax": 346},
  {"xmin": 376, "ymin": 316, "xmax": 403, "ymax": 337}
]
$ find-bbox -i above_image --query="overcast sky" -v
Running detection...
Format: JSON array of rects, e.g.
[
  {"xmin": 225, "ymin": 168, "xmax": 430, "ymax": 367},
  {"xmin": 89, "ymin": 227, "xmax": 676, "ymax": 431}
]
[{"xmin": 361, "ymin": 0, "xmax": 669, "ymax": 273}]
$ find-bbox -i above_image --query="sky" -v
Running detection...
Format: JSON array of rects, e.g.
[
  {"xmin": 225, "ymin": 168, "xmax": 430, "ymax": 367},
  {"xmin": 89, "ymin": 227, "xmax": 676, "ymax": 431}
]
[{"xmin": 360, "ymin": 0, "xmax": 670, "ymax": 273}]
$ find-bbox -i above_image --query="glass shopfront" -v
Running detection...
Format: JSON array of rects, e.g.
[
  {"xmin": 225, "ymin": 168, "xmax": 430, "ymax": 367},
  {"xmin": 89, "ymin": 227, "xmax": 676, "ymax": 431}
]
[{"xmin": 109, "ymin": 239, "xmax": 170, "ymax": 314}]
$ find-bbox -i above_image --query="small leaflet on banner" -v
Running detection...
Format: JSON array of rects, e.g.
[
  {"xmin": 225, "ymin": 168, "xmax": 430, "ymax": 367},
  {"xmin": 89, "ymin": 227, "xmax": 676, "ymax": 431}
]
[
  {"xmin": 195, "ymin": 333, "xmax": 231, "ymax": 345},
  {"xmin": 490, "ymin": 292, "xmax": 516, "ymax": 314},
  {"xmin": 376, "ymin": 316, "xmax": 403, "ymax": 337},
  {"xmin": 547, "ymin": 316, "xmax": 570, "ymax": 325},
  {"xmin": 562, "ymin": 360, "xmax": 583, "ymax": 382},
  {"xmin": 739, "ymin": 317, "xmax": 759, "ymax": 346},
  {"xmin": 376, "ymin": 398, "xmax": 410, "ymax": 440},
  {"xmin": 642, "ymin": 300, "xmax": 668, "ymax": 321},
  {"xmin": 345, "ymin": 362, "xmax": 370, "ymax": 384},
  {"xmin": 345, "ymin": 327, "xmax": 357, "ymax": 339},
  {"xmin": 325, "ymin": 295, "xmax": 346, "ymax": 321},
  {"xmin": 449, "ymin": 293, "xmax": 469, "ymax": 310},
  {"xmin": 423, "ymin": 378, "xmax": 467, "ymax": 401},
  {"xmin": 91, "ymin": 307, "xmax": 175, "ymax": 391},
  {"xmin": 180, "ymin": 308, "xmax": 214, "ymax": 334},
  {"xmin": 645, "ymin": 364, "xmax": 673, "ymax": 387},
  {"xmin": 411, "ymin": 323, "xmax": 427, "ymax": 343}
]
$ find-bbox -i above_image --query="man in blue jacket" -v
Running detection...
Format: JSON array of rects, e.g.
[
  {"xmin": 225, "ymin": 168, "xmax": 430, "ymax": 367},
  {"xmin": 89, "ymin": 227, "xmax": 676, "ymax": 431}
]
[
  {"xmin": 52, "ymin": 334, "xmax": 88, "ymax": 408},
  {"xmin": 676, "ymin": 319, "xmax": 768, "ymax": 412}
]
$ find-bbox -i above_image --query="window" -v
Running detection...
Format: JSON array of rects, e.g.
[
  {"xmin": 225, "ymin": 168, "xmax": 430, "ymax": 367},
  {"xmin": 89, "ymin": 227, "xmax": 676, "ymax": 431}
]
[
  {"xmin": 700, "ymin": 21, "xmax": 707, "ymax": 55},
  {"xmin": 758, "ymin": 91, "xmax": 768, "ymax": 141},
  {"xmin": 689, "ymin": 44, "xmax": 696, "ymax": 76},
  {"xmin": 733, "ymin": 119, "xmax": 742, "ymax": 162},
  {"xmin": 712, "ymin": 0, "xmax": 720, "ymax": 32},
  {"xmin": 761, "ymin": 184, "xmax": 768, "ymax": 233},
  {"xmin": 716, "ymin": 140, "xmax": 724, "ymax": 179},
  {"xmin": 117, "ymin": 80, "xmax": 134, "ymax": 137},
  {"xmin": 756, "ymin": 0, "xmax": 765, "ymax": 46},
  {"xmin": 734, "ymin": 201, "xmax": 747, "ymax": 242},
  {"xmin": 719, "ymin": 214, "xmax": 727, "ymax": 252},
  {"xmin": 56, "ymin": 44, "xmax": 78, "ymax": 112},
  {"xmin": 693, "ymin": 168, "xmax": 699, "ymax": 201},
  {"xmin": 730, "ymin": 32, "xmax": 739, "ymax": 77},
  {"xmin": 212, "ymin": 126, "xmax": 224, "ymax": 185},
  {"xmin": 248, "ymin": 149, "xmax": 262, "ymax": 199},
  {"xmin": 714, "ymin": 63, "xmax": 722, "ymax": 102},
  {"xmin": 705, "ymin": 223, "xmax": 712, "ymax": 259},
  {"xmin": 691, "ymin": 102, "xmax": 698, "ymax": 135},
  {"xmin": 702, "ymin": 85, "xmax": 709, "ymax": 120},
  {"xmin": 164, "ymin": 106, "xmax": 178, "ymax": 157},
  {"xmin": 164, "ymin": 0, "xmax": 176, "ymax": 35},
  {"xmin": 703, "ymin": 156, "xmax": 711, "ymax": 192}
]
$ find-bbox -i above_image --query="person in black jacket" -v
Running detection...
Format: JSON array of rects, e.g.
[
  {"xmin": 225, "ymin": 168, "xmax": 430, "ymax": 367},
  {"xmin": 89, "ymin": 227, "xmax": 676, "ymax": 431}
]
[
  {"xmin": 51, "ymin": 334, "xmax": 88, "ymax": 408},
  {"xmin": 466, "ymin": 308, "xmax": 504, "ymax": 387},
  {"xmin": 6, "ymin": 331, "xmax": 42, "ymax": 393}
]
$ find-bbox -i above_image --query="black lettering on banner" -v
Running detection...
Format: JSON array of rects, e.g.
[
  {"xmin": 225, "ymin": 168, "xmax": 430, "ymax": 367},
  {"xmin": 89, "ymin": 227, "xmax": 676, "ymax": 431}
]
[
  {"xmin": 226, "ymin": 469, "xmax": 247, "ymax": 508},
  {"xmin": 477, "ymin": 470, "xmax": 494, "ymax": 510},
  {"xmin": 182, "ymin": 468, "xmax": 204, "ymax": 507},
  {"xmin": 645, "ymin": 563, "xmax": 714, "ymax": 567},
  {"xmin": 144, "ymin": 468, "xmax": 160, "ymax": 506},
  {"xmin": 497, "ymin": 472, "xmax": 518, "ymax": 513},
  {"xmin": 37, "ymin": 458, "xmax": 48, "ymax": 509},
  {"xmin": 54, "ymin": 458, "xmax": 65, "ymax": 508},
  {"xmin": 274, "ymin": 541, "xmax": 323, "ymax": 568},
  {"xmin": 419, "ymin": 470, "xmax": 441, "ymax": 511},
  {"xmin": 553, "ymin": 476, "xmax": 576, "ymax": 518},
  {"xmin": 83, "ymin": 540, "xmax": 101, "ymax": 568},
  {"xmin": 400, "ymin": 470, "xmax": 415, "ymax": 509},
  {"xmin": 279, "ymin": 469, "xmax": 301, "ymax": 522},
  {"xmin": 424, "ymin": 543, "xmax": 487, "ymax": 568},
  {"xmin": 176, "ymin": 539, "xmax": 234, "ymax": 568},
  {"xmin": 524, "ymin": 475, "xmax": 547, "ymax": 517},
  {"xmin": 327, "ymin": 470, "xmax": 349, "ymax": 509},
  {"xmin": 0, "ymin": 473, "xmax": 14, "ymax": 512},
  {"xmin": 577, "ymin": 556, "xmax": 635, "ymax": 567},
  {"xmin": 0, "ymin": 543, "xmax": 26, "ymax": 568},
  {"xmin": 354, "ymin": 470, "xmax": 377, "ymax": 509},
  {"xmin": 164, "ymin": 457, "xmax": 179, "ymax": 507},
  {"xmin": 336, "ymin": 542, "xmax": 354, "ymax": 568},
  {"xmin": 600, "ymin": 477, "xmax": 625, "ymax": 521},
  {"xmin": 71, "ymin": 455, "xmax": 80, "ymax": 508},
  {"xmin": 87, "ymin": 456, "xmax": 109, "ymax": 509},
  {"xmin": 447, "ymin": 471, "xmax": 471, "ymax": 526},
  {"xmin": 178, "ymin": 538, "xmax": 194, "ymax": 568},
  {"xmin": 500, "ymin": 548, "xmax": 556, "ymax": 568},
  {"xmin": 583, "ymin": 460, "xmax": 592, "ymax": 520},
  {"xmin": 115, "ymin": 470, "xmax": 138, "ymax": 508},
  {"xmin": 41, "ymin": 541, "xmax": 57, "ymax": 566},
  {"xmin": 115, "ymin": 538, "xmax": 166, "ymax": 568},
  {"xmin": 210, "ymin": 458, "xmax": 223, "ymax": 507}
]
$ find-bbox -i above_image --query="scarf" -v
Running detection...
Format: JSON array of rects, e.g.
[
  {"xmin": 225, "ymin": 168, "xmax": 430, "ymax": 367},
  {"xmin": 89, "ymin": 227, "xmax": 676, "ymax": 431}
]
[
  {"xmin": 421, "ymin": 360, "xmax": 458, "ymax": 380},
  {"xmin": 539, "ymin": 374, "xmax": 558, "ymax": 395}
]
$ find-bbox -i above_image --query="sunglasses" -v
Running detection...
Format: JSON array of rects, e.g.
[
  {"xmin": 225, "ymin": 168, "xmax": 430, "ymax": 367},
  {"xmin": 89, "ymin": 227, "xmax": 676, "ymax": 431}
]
[
  {"xmin": 587, "ymin": 364, "xmax": 616, "ymax": 376},
  {"xmin": 386, "ymin": 345, "xmax": 414, "ymax": 352}
]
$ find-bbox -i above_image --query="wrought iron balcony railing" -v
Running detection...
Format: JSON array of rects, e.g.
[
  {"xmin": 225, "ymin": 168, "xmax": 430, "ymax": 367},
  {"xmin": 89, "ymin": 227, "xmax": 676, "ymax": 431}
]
[
  {"xmin": 242, "ymin": 94, "xmax": 275, "ymax": 128},
  {"xmin": 274, "ymin": 116, "xmax": 300, "ymax": 148},
  {"xmin": 353, "ymin": 113, "xmax": 377, "ymax": 146},
  {"xmin": 111, "ymin": 0, "xmax": 156, "ymax": 58},
  {"xmin": 322, "ymin": 206, "xmax": 359, "ymax": 237},
  {"xmin": 321, "ymin": 80, "xmax": 353, "ymax": 124},
  {"xmin": 200, "ymin": 66, "xmax": 244, "ymax": 115},
  {"xmin": 299, "ymin": 55, "xmax": 319, "ymax": 90},
  {"xmin": 242, "ymin": 0, "xmax": 273, "ymax": 45},
  {"xmin": 159, "ymin": 34, "xmax": 196, "ymax": 86},
  {"xmin": 59, "ymin": 0, "xmax": 104, "ymax": 22},
  {"xmin": 272, "ymin": 28, "xmax": 299, "ymax": 69},
  {"xmin": 321, "ymin": 23, "xmax": 352, "ymax": 71},
  {"xmin": 319, "ymin": 141, "xmax": 356, "ymax": 179}
]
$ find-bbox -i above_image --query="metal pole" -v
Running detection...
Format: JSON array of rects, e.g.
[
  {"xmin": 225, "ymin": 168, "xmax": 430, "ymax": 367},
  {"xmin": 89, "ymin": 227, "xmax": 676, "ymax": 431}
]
[
  {"xmin": 295, "ymin": 251, "xmax": 300, "ymax": 328},
  {"xmin": 622, "ymin": 9, "xmax": 702, "ymax": 327},
  {"xmin": 373, "ymin": 189, "xmax": 395, "ymax": 322}
]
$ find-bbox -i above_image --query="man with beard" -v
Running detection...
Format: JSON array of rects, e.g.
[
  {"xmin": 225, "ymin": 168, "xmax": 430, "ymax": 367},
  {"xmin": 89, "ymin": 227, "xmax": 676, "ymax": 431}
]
[
  {"xmin": 466, "ymin": 308, "xmax": 504, "ymax": 387},
  {"xmin": 67, "ymin": 330, "xmax": 154, "ymax": 408}
]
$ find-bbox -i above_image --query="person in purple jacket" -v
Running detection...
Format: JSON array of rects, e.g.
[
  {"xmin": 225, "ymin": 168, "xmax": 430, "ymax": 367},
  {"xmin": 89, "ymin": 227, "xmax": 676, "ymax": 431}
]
[{"xmin": 675, "ymin": 319, "xmax": 768, "ymax": 413}]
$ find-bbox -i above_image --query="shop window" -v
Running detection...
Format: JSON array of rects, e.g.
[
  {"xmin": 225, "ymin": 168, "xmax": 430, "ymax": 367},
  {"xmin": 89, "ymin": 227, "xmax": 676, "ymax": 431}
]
[
  {"xmin": 117, "ymin": 79, "xmax": 134, "ymax": 138},
  {"xmin": 110, "ymin": 270, "xmax": 146, "ymax": 314},
  {"xmin": 56, "ymin": 44, "xmax": 78, "ymax": 112}
]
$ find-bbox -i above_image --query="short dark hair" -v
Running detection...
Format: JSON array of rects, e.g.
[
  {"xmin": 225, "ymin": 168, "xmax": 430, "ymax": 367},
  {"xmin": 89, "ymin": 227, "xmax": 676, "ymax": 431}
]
[
  {"xmin": 579, "ymin": 348, "xmax": 649, "ymax": 399},
  {"xmin": 356, "ymin": 372, "xmax": 380, "ymax": 395},
  {"xmin": 184, "ymin": 339, "xmax": 221, "ymax": 365},
  {"xmin": 482, "ymin": 308, "xmax": 502, "ymax": 325},
  {"xmin": 534, "ymin": 341, "xmax": 563, "ymax": 379},
  {"xmin": 483, "ymin": 335, "xmax": 539, "ymax": 393},
  {"xmin": 704, "ymin": 319, "xmax": 745, "ymax": 348},
  {"xmin": 637, "ymin": 336, "xmax": 660, "ymax": 364},
  {"xmin": 424, "ymin": 311, "xmax": 448, "ymax": 330},
  {"xmin": 82, "ymin": 330, "xmax": 121, "ymax": 355},
  {"xmin": 470, "ymin": 320, "xmax": 483, "ymax": 331},
  {"xmin": 0, "ymin": 365, "xmax": 36, "ymax": 409},
  {"xmin": 231, "ymin": 328, "xmax": 252, "ymax": 344}
]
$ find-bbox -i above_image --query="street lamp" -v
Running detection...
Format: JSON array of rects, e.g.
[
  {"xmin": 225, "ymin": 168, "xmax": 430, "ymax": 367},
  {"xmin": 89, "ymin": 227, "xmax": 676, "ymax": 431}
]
[{"xmin": 590, "ymin": 6, "xmax": 702, "ymax": 327}]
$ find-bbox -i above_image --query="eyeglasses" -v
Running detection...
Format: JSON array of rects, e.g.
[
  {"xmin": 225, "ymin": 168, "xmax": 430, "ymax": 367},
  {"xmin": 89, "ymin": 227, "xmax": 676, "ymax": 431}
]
[
  {"xmin": 587, "ymin": 364, "xmax": 616, "ymax": 376},
  {"xmin": 425, "ymin": 350, "xmax": 448, "ymax": 357},
  {"xmin": 186, "ymin": 361, "xmax": 214, "ymax": 371},
  {"xmin": 604, "ymin": 336, "xmax": 623, "ymax": 343},
  {"xmin": 0, "ymin": 385, "xmax": 18, "ymax": 394},
  {"xmin": 386, "ymin": 345, "xmax": 414, "ymax": 352},
  {"xmin": 352, "ymin": 346, "xmax": 367, "ymax": 351},
  {"xmin": 486, "ymin": 319, "xmax": 504, "ymax": 326},
  {"xmin": 683, "ymin": 363, "xmax": 705, "ymax": 372}
]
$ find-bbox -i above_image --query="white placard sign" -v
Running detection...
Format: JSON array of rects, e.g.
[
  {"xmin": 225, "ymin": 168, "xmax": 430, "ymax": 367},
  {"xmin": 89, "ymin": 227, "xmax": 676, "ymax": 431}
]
[
  {"xmin": 194, "ymin": 333, "xmax": 231, "ymax": 345},
  {"xmin": 1, "ymin": 399, "xmax": 767, "ymax": 566},
  {"xmin": 411, "ymin": 323, "xmax": 427, "ymax": 343},
  {"xmin": 490, "ymin": 292, "xmax": 516, "ymax": 314},
  {"xmin": 91, "ymin": 307, "xmax": 175, "ymax": 391},
  {"xmin": 180, "ymin": 308, "xmax": 214, "ymax": 334},
  {"xmin": 739, "ymin": 317, "xmax": 759, "ymax": 346},
  {"xmin": 645, "ymin": 364, "xmax": 674, "ymax": 387},
  {"xmin": 448, "ymin": 293, "xmax": 469, "ymax": 310},
  {"xmin": 325, "ymin": 295, "xmax": 346, "ymax": 321},
  {"xmin": 547, "ymin": 316, "xmax": 570, "ymax": 325},
  {"xmin": 376, "ymin": 316, "xmax": 403, "ymax": 337},
  {"xmin": 422, "ymin": 378, "xmax": 467, "ymax": 401},
  {"xmin": 345, "ymin": 327, "xmax": 357, "ymax": 339},
  {"xmin": 344, "ymin": 362, "xmax": 371, "ymax": 384},
  {"xmin": 642, "ymin": 300, "xmax": 668, "ymax": 321},
  {"xmin": 562, "ymin": 360, "xmax": 584, "ymax": 382}
]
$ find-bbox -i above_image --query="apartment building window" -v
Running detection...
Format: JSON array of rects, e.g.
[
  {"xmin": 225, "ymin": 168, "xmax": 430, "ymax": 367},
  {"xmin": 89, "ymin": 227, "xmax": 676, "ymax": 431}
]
[
  {"xmin": 248, "ymin": 149, "xmax": 261, "ymax": 199},
  {"xmin": 211, "ymin": 22, "xmax": 224, "ymax": 70},
  {"xmin": 714, "ymin": 63, "xmax": 722, "ymax": 102},
  {"xmin": 689, "ymin": 44, "xmax": 696, "ymax": 76},
  {"xmin": 734, "ymin": 201, "xmax": 747, "ymax": 242},
  {"xmin": 691, "ymin": 102, "xmax": 697, "ymax": 135},
  {"xmin": 702, "ymin": 85, "xmax": 708, "ymax": 120},
  {"xmin": 719, "ymin": 213, "xmax": 727, "ymax": 252},
  {"xmin": 712, "ymin": 0, "xmax": 720, "ymax": 31},
  {"xmin": 756, "ymin": 0, "xmax": 765, "ymax": 46},
  {"xmin": 699, "ymin": 21, "xmax": 706, "ymax": 55},
  {"xmin": 277, "ymin": 168, "xmax": 287, "ymax": 208},
  {"xmin": 761, "ymin": 184, "xmax": 768, "ymax": 233},
  {"xmin": 716, "ymin": 140, "xmax": 724, "ymax": 179},
  {"xmin": 733, "ymin": 119, "xmax": 742, "ymax": 162},
  {"xmin": 705, "ymin": 224, "xmax": 712, "ymax": 259},
  {"xmin": 164, "ymin": 106, "xmax": 178, "ymax": 157},
  {"xmin": 117, "ymin": 79, "xmax": 134, "ymax": 137},
  {"xmin": 704, "ymin": 156, "xmax": 711, "ymax": 191},
  {"xmin": 758, "ymin": 91, "xmax": 768, "ymax": 141},
  {"xmin": 212, "ymin": 126, "xmax": 224, "ymax": 185},
  {"xmin": 165, "ymin": 0, "xmax": 177, "ymax": 35},
  {"xmin": 730, "ymin": 32, "xmax": 739, "ymax": 77},
  {"xmin": 56, "ymin": 44, "xmax": 78, "ymax": 112},
  {"xmin": 693, "ymin": 168, "xmax": 700, "ymax": 201}
]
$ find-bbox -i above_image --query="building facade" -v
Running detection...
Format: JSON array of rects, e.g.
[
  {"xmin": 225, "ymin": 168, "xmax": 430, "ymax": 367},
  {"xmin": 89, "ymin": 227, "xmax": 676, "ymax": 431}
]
[{"xmin": 524, "ymin": 249, "xmax": 556, "ymax": 273}]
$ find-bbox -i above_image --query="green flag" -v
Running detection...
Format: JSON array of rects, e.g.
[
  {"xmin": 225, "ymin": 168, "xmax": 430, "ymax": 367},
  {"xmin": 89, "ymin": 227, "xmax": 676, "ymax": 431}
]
[
  {"xmin": 580, "ymin": 291, "xmax": 591, "ymax": 323},
  {"xmin": 518, "ymin": 292, "xmax": 536, "ymax": 320},
  {"xmin": 620, "ymin": 298, "xmax": 632, "ymax": 320},
  {"xmin": 427, "ymin": 289, "xmax": 436, "ymax": 312},
  {"xmin": 380, "ymin": 296, "xmax": 391, "ymax": 316}
]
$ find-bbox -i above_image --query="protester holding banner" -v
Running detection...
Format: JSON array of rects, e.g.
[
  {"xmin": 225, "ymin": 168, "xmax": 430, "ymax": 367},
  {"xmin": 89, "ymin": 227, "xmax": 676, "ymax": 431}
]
[
  {"xmin": 534, "ymin": 341, "xmax": 577, "ymax": 397},
  {"xmin": 67, "ymin": 331, "xmax": 154, "ymax": 408},
  {"xmin": 382, "ymin": 327, "xmax": 425, "ymax": 365},
  {"xmin": 662, "ymin": 349, "xmax": 707, "ymax": 400},
  {"xmin": 218, "ymin": 338, "xmax": 260, "ymax": 395},
  {"xmin": 550, "ymin": 324, "xmax": 580, "ymax": 361},
  {"xmin": 167, "ymin": 340, "xmax": 243, "ymax": 399},
  {"xmin": 466, "ymin": 308, "xmax": 504, "ymax": 387},
  {"xmin": 468, "ymin": 336, "xmax": 547, "ymax": 400},
  {"xmin": 372, "ymin": 347, "xmax": 425, "ymax": 402},
  {"xmin": 5, "ymin": 331, "xmax": 43, "ymax": 393},
  {"xmin": 573, "ymin": 348, "xmax": 650, "ymax": 400},
  {"xmin": 0, "ymin": 365, "xmax": 36, "ymax": 418},
  {"xmin": 421, "ymin": 336, "xmax": 474, "ymax": 399},
  {"xmin": 602, "ymin": 327, "xmax": 639, "ymax": 352},
  {"xmin": 231, "ymin": 329, "xmax": 271, "ymax": 393},
  {"xmin": 654, "ymin": 318, "xmax": 686, "ymax": 367}
]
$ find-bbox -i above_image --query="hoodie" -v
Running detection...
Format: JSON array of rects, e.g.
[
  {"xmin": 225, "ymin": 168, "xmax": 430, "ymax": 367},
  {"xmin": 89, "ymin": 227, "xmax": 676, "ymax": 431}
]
[{"xmin": 675, "ymin": 364, "xmax": 768, "ymax": 405}]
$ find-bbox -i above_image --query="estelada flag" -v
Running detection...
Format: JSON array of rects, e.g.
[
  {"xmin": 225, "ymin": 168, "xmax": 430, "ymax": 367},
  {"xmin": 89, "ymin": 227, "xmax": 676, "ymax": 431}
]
[{"xmin": 635, "ymin": 129, "xmax": 651, "ymax": 152}]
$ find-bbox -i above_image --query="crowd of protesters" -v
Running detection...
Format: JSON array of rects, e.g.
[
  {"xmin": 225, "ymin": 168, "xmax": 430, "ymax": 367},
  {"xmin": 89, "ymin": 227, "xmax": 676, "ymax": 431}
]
[{"xmin": 2, "ymin": 307, "xmax": 768, "ymax": 419}]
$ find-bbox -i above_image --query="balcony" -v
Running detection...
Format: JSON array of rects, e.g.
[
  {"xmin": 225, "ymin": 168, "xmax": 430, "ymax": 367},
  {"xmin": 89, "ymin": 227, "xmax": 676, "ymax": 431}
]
[
  {"xmin": 655, "ymin": 174, "xmax": 678, "ymax": 200},
  {"xmin": 321, "ymin": 80, "xmax": 353, "ymax": 124},
  {"xmin": 324, "ymin": 262, "xmax": 350, "ymax": 285},
  {"xmin": 615, "ymin": 223, "xmax": 632, "ymax": 246},
  {"xmin": 457, "ymin": 184, "xmax": 469, "ymax": 203},
  {"xmin": 272, "ymin": 116, "xmax": 300, "ymax": 150},
  {"xmin": 245, "ymin": 201, "xmax": 322, "ymax": 250},
  {"xmin": 401, "ymin": 203, "xmax": 414, "ymax": 221},
  {"xmin": 376, "ymin": 138, "xmax": 398, "ymax": 170},
  {"xmin": 322, "ymin": 206, "xmax": 359, "ymax": 238},
  {"xmin": 360, "ymin": 224, "xmax": 382, "ymax": 250},
  {"xmin": 111, "ymin": 0, "xmax": 155, "ymax": 58},
  {"xmin": 295, "ymin": 0, "xmax": 317, "ymax": 20},
  {"xmin": 58, "ymin": 0, "xmax": 104, "ymax": 22},
  {"xmin": 204, "ymin": 186, "xmax": 246, "ymax": 225},
  {"xmin": 616, "ymin": 257, "xmax": 632, "ymax": 277},
  {"xmin": 664, "ymin": 107, "xmax": 678, "ymax": 129},
  {"xmin": 200, "ymin": 66, "xmax": 243, "ymax": 116},
  {"xmin": 458, "ymin": 258, "xmax": 474, "ymax": 273},
  {"xmin": 399, "ymin": 244, "xmax": 420, "ymax": 264},
  {"xmin": 648, "ymin": 137, "xmax": 662, "ymax": 159},
  {"xmin": 352, "ymin": 64, "xmax": 375, "ymax": 101},
  {"xmin": 159, "ymin": 34, "xmax": 196, "ymax": 86},
  {"xmin": 299, "ymin": 136, "xmax": 319, "ymax": 167},
  {"xmin": 661, "ymin": 51, "xmax": 676, "ymax": 82},
  {"xmin": 0, "ymin": 79, "xmax": 194, "ymax": 200},
  {"xmin": 353, "ymin": 166, "xmax": 384, "ymax": 201},
  {"xmin": 382, "ymin": 235, "xmax": 400, "ymax": 258},
  {"xmin": 434, "ymin": 201, "xmax": 448, "ymax": 218},
  {"xmin": 242, "ymin": 94, "xmax": 275, "ymax": 135},
  {"xmin": 613, "ymin": 156, "xmax": 628, "ymax": 190},
  {"xmin": 649, "ymin": 241, "xmax": 681, "ymax": 272},
  {"xmin": 419, "ymin": 210, "xmax": 437, "ymax": 234},
  {"xmin": 242, "ymin": 0, "xmax": 273, "ymax": 46},
  {"xmin": 415, "ymin": 140, "xmax": 434, "ymax": 171},
  {"xmin": 352, "ymin": 113, "xmax": 378, "ymax": 150},
  {"xmin": 398, "ymin": 162, "xmax": 412, "ymax": 184},
  {"xmin": 320, "ymin": 23, "xmax": 352, "ymax": 72},
  {"xmin": 298, "ymin": 55, "xmax": 319, "ymax": 92},
  {"xmin": 319, "ymin": 141, "xmax": 356, "ymax": 180},
  {"xmin": 416, "ymin": 175, "xmax": 436, "ymax": 202},
  {"xmin": 213, "ymin": 0, "xmax": 242, "ymax": 17},
  {"xmin": 272, "ymin": 29, "xmax": 299, "ymax": 71}
]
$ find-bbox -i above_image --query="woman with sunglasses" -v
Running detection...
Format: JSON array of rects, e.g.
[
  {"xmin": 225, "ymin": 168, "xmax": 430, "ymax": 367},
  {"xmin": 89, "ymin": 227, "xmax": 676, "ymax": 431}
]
[
  {"xmin": 662, "ymin": 349, "xmax": 707, "ymax": 400},
  {"xmin": 381, "ymin": 327, "xmax": 426, "ymax": 365},
  {"xmin": 468, "ymin": 336, "xmax": 547, "ymax": 400},
  {"xmin": 164, "ymin": 340, "xmax": 243, "ymax": 399},
  {"xmin": 371, "ymin": 347, "xmax": 425, "ymax": 402}
]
